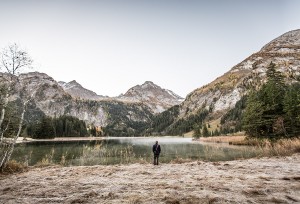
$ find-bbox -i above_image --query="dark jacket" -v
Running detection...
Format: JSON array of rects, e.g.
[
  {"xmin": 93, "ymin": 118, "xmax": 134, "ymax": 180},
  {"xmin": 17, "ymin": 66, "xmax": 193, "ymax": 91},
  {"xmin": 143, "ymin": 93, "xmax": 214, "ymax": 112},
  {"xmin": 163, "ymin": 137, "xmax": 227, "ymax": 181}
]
[{"xmin": 152, "ymin": 144, "xmax": 161, "ymax": 155}]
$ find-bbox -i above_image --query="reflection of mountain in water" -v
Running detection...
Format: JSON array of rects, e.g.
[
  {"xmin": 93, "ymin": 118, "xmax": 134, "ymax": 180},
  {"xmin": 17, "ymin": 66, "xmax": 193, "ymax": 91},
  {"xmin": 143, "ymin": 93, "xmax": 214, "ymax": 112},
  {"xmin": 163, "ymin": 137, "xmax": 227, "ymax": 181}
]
[{"xmin": 12, "ymin": 137, "xmax": 260, "ymax": 165}]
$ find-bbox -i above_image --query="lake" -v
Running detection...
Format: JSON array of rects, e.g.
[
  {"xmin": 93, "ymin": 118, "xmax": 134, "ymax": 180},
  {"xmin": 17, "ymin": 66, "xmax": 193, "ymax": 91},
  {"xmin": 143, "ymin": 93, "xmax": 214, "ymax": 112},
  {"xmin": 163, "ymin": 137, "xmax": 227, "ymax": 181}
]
[{"xmin": 12, "ymin": 137, "xmax": 261, "ymax": 166}]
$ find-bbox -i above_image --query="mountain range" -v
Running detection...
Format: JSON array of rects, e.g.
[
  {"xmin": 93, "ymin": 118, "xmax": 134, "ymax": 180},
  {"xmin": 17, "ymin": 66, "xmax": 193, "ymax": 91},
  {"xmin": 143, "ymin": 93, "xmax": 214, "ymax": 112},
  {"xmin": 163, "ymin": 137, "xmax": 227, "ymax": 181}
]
[
  {"xmin": 59, "ymin": 80, "xmax": 183, "ymax": 114},
  {"xmin": 1, "ymin": 29, "xmax": 299, "ymax": 136},
  {"xmin": 0, "ymin": 71, "xmax": 183, "ymax": 133}
]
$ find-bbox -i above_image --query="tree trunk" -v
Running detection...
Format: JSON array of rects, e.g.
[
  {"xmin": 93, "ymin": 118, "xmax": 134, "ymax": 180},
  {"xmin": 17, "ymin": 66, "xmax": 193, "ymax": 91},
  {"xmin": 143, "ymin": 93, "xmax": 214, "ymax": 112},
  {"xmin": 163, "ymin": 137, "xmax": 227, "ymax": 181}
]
[
  {"xmin": 0, "ymin": 100, "xmax": 27, "ymax": 171},
  {"xmin": 0, "ymin": 89, "xmax": 10, "ymax": 142}
]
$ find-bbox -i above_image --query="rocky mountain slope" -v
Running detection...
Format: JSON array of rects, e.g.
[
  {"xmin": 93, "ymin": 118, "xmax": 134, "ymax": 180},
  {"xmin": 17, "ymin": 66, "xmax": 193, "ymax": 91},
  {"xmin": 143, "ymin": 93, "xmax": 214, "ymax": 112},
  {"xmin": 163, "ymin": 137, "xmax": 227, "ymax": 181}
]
[
  {"xmin": 116, "ymin": 81, "xmax": 184, "ymax": 113},
  {"xmin": 58, "ymin": 80, "xmax": 107, "ymax": 101},
  {"xmin": 155, "ymin": 29, "xmax": 300, "ymax": 134},
  {"xmin": 58, "ymin": 80, "xmax": 182, "ymax": 114},
  {"xmin": 1, "ymin": 71, "xmax": 184, "ymax": 135},
  {"xmin": 1, "ymin": 72, "xmax": 153, "ymax": 134},
  {"xmin": 17, "ymin": 72, "xmax": 107, "ymax": 127},
  {"xmin": 183, "ymin": 29, "xmax": 299, "ymax": 115}
]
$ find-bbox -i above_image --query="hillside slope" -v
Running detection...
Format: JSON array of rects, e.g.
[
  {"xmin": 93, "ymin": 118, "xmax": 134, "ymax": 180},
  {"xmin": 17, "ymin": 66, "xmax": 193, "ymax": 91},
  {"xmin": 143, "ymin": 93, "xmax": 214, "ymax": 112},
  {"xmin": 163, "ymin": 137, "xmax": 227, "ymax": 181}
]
[{"xmin": 154, "ymin": 29, "xmax": 300, "ymax": 135}]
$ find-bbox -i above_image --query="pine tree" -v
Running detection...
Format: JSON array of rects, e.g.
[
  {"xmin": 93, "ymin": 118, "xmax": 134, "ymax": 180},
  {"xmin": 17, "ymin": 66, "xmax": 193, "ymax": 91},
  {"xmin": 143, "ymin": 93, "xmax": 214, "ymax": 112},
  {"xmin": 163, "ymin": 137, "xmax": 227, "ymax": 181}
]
[
  {"xmin": 283, "ymin": 83, "xmax": 300, "ymax": 136},
  {"xmin": 214, "ymin": 129, "xmax": 220, "ymax": 136},
  {"xmin": 242, "ymin": 90, "xmax": 264, "ymax": 137},
  {"xmin": 202, "ymin": 124, "xmax": 209, "ymax": 137},
  {"xmin": 34, "ymin": 116, "xmax": 55, "ymax": 139},
  {"xmin": 193, "ymin": 125, "xmax": 201, "ymax": 139},
  {"xmin": 243, "ymin": 62, "xmax": 287, "ymax": 139}
]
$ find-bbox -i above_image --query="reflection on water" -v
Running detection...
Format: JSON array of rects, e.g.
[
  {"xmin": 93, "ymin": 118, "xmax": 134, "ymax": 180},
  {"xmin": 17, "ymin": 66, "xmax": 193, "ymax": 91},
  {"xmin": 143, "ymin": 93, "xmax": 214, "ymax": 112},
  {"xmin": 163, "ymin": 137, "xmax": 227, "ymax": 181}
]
[{"xmin": 12, "ymin": 137, "xmax": 260, "ymax": 166}]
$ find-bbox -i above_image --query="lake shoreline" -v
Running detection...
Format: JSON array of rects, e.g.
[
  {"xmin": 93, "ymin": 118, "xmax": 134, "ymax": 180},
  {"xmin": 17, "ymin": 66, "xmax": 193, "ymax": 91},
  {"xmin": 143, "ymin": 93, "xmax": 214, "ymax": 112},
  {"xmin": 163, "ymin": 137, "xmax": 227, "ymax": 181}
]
[
  {"xmin": 16, "ymin": 135, "xmax": 248, "ymax": 145},
  {"xmin": 16, "ymin": 136, "xmax": 186, "ymax": 144},
  {"xmin": 16, "ymin": 136, "xmax": 106, "ymax": 143},
  {"xmin": 1, "ymin": 153, "xmax": 299, "ymax": 203}
]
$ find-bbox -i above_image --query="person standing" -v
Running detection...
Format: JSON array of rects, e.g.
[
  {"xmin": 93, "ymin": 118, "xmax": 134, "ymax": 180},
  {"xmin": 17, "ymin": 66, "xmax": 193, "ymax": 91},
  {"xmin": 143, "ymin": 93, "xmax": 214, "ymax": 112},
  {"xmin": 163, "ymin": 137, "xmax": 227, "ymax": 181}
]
[{"xmin": 152, "ymin": 141, "xmax": 161, "ymax": 165}]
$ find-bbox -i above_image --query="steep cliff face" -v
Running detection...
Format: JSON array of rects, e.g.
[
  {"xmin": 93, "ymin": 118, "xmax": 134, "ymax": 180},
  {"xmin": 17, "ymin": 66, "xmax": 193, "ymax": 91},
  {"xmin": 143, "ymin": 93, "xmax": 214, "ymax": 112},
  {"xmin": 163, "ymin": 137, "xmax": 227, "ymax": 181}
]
[
  {"xmin": 177, "ymin": 29, "xmax": 300, "ymax": 122},
  {"xmin": 117, "ymin": 81, "xmax": 184, "ymax": 113}
]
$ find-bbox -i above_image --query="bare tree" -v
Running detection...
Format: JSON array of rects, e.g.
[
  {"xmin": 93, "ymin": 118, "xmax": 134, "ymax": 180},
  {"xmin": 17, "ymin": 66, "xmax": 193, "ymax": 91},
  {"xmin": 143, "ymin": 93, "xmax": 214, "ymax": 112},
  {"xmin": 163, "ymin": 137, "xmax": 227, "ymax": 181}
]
[
  {"xmin": 1, "ymin": 43, "xmax": 33, "ymax": 75},
  {"xmin": 0, "ymin": 43, "xmax": 33, "ymax": 171}
]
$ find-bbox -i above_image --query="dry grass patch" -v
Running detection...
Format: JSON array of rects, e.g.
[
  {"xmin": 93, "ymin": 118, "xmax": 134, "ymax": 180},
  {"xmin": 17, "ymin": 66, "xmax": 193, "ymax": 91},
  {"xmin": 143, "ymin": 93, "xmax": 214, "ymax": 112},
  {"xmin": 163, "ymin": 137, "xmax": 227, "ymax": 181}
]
[
  {"xmin": 170, "ymin": 157, "xmax": 193, "ymax": 164},
  {"xmin": 257, "ymin": 138, "xmax": 300, "ymax": 157},
  {"xmin": 200, "ymin": 136, "xmax": 300, "ymax": 157},
  {"xmin": 0, "ymin": 160, "xmax": 28, "ymax": 174},
  {"xmin": 200, "ymin": 135, "xmax": 246, "ymax": 144},
  {"xmin": 163, "ymin": 195, "xmax": 221, "ymax": 204}
]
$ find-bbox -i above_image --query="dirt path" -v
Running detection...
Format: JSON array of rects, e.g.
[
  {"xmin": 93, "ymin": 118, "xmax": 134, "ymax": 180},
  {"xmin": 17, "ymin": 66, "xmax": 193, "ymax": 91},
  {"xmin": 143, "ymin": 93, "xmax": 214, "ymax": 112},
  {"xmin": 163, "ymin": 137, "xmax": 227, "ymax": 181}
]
[{"xmin": 1, "ymin": 154, "xmax": 300, "ymax": 204}]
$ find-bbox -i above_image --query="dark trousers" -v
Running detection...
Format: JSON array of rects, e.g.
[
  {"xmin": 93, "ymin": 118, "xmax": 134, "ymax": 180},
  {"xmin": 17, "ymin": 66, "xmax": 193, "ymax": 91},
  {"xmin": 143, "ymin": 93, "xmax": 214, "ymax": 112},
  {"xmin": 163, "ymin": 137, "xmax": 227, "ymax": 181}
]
[{"xmin": 153, "ymin": 154, "xmax": 159, "ymax": 165}]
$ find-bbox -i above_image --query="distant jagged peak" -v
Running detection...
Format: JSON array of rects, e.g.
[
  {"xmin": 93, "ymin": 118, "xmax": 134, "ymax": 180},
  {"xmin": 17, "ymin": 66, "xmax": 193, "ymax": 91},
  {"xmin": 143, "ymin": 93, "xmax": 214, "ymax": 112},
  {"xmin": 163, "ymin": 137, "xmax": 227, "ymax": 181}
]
[
  {"xmin": 142, "ymin": 80, "xmax": 159, "ymax": 88},
  {"xmin": 118, "ymin": 81, "xmax": 183, "ymax": 113},
  {"xmin": 128, "ymin": 81, "xmax": 160, "ymax": 91},
  {"xmin": 58, "ymin": 81, "xmax": 66, "ymax": 86},
  {"xmin": 68, "ymin": 80, "xmax": 81, "ymax": 86},
  {"xmin": 124, "ymin": 81, "xmax": 182, "ymax": 98},
  {"xmin": 61, "ymin": 80, "xmax": 84, "ymax": 90}
]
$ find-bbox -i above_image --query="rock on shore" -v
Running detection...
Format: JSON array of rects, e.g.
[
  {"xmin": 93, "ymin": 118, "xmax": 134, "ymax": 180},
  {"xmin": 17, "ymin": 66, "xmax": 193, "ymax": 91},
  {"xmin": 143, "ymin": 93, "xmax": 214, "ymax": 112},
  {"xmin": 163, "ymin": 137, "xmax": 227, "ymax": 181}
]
[{"xmin": 1, "ymin": 154, "xmax": 300, "ymax": 204}]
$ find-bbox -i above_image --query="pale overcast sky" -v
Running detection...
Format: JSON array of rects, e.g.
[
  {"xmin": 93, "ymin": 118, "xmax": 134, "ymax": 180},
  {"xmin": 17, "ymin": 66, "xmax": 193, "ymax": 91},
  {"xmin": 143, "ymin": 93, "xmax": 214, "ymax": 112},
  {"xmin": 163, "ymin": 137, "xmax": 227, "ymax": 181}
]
[{"xmin": 0, "ymin": 0, "xmax": 299, "ymax": 97}]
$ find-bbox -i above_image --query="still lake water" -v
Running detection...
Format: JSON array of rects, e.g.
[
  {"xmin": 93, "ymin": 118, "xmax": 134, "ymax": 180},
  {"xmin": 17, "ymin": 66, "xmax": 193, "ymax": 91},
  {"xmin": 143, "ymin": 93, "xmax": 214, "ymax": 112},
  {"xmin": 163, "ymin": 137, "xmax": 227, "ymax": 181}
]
[{"xmin": 12, "ymin": 137, "xmax": 260, "ymax": 166}]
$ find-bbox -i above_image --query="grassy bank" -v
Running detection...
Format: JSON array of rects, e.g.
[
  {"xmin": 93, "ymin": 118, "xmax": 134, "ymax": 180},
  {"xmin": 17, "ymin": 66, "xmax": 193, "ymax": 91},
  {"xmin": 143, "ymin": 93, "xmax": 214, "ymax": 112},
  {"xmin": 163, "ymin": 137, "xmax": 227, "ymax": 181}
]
[{"xmin": 199, "ymin": 135, "xmax": 300, "ymax": 157}]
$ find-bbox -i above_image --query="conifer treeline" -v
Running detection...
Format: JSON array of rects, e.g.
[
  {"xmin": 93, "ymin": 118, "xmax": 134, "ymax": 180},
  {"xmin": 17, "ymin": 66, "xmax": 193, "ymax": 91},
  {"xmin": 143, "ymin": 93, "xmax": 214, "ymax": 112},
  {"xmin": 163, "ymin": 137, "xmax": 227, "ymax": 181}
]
[
  {"xmin": 26, "ymin": 115, "xmax": 88, "ymax": 139},
  {"xmin": 242, "ymin": 62, "xmax": 300, "ymax": 139}
]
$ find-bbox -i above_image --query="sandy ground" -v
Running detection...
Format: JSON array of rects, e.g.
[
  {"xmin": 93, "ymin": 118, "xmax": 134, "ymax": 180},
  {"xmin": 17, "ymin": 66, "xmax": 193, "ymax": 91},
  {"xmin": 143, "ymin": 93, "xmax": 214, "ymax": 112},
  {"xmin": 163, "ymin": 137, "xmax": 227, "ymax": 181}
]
[{"xmin": 1, "ymin": 154, "xmax": 300, "ymax": 204}]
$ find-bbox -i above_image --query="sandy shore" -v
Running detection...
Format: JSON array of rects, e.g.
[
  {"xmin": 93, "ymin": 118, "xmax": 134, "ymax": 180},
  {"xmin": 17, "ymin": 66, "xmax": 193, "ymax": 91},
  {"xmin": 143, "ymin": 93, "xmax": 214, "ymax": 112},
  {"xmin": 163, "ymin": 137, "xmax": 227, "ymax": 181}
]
[{"xmin": 1, "ymin": 154, "xmax": 300, "ymax": 204}]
